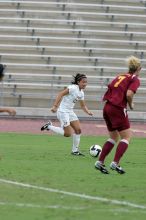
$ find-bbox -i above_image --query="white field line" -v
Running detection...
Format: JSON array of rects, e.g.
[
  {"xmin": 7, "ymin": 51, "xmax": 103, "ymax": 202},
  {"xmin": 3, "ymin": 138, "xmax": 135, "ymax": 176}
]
[
  {"xmin": 0, "ymin": 178, "xmax": 146, "ymax": 210},
  {"xmin": 132, "ymin": 129, "xmax": 146, "ymax": 134},
  {"xmin": 109, "ymin": 208, "xmax": 146, "ymax": 214},
  {"xmin": 96, "ymin": 125, "xmax": 146, "ymax": 133},
  {"xmin": 0, "ymin": 202, "xmax": 146, "ymax": 214},
  {"xmin": 0, "ymin": 201, "xmax": 85, "ymax": 210}
]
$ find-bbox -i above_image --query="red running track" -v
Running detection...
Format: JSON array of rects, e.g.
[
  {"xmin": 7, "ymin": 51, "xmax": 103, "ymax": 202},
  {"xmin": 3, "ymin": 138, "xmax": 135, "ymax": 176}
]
[{"xmin": 0, "ymin": 118, "xmax": 146, "ymax": 137}]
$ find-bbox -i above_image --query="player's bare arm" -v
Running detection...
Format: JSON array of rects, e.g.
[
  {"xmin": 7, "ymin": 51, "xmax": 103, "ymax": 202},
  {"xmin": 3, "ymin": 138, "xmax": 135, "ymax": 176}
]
[
  {"xmin": 51, "ymin": 88, "xmax": 69, "ymax": 113},
  {"xmin": 79, "ymin": 100, "xmax": 93, "ymax": 116},
  {"xmin": 0, "ymin": 108, "xmax": 16, "ymax": 116},
  {"xmin": 126, "ymin": 89, "xmax": 134, "ymax": 110}
]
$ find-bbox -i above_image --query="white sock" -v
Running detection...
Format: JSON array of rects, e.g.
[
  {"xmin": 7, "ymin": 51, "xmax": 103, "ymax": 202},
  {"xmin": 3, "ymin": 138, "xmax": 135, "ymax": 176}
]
[
  {"xmin": 49, "ymin": 125, "xmax": 64, "ymax": 135},
  {"xmin": 121, "ymin": 139, "xmax": 129, "ymax": 145},
  {"xmin": 107, "ymin": 138, "xmax": 116, "ymax": 145},
  {"xmin": 72, "ymin": 134, "xmax": 81, "ymax": 152}
]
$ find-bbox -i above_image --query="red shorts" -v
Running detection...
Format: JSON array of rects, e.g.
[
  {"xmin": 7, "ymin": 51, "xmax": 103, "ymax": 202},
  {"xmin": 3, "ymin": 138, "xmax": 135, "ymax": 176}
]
[{"xmin": 103, "ymin": 102, "xmax": 130, "ymax": 132}]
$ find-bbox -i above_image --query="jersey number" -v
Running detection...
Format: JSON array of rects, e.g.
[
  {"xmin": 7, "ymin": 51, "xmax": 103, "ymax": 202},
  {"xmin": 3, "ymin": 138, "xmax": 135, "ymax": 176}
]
[{"xmin": 114, "ymin": 76, "xmax": 126, "ymax": 88}]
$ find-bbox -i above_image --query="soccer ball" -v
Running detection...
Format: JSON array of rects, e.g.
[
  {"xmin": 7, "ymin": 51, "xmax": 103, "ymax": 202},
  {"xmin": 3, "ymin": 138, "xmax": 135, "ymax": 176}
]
[{"xmin": 89, "ymin": 145, "xmax": 102, "ymax": 157}]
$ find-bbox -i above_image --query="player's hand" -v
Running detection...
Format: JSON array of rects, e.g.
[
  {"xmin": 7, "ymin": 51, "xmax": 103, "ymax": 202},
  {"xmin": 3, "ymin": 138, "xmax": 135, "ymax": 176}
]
[
  {"xmin": 130, "ymin": 103, "xmax": 134, "ymax": 110},
  {"xmin": 50, "ymin": 106, "xmax": 57, "ymax": 113},
  {"xmin": 88, "ymin": 111, "xmax": 93, "ymax": 116},
  {"xmin": 7, "ymin": 109, "xmax": 16, "ymax": 116}
]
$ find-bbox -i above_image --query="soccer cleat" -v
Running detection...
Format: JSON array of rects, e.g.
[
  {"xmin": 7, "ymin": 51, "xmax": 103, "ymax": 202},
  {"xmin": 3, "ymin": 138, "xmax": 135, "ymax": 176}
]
[
  {"xmin": 110, "ymin": 162, "xmax": 125, "ymax": 174},
  {"xmin": 95, "ymin": 161, "xmax": 109, "ymax": 174},
  {"xmin": 71, "ymin": 151, "xmax": 85, "ymax": 156},
  {"xmin": 41, "ymin": 121, "xmax": 52, "ymax": 131}
]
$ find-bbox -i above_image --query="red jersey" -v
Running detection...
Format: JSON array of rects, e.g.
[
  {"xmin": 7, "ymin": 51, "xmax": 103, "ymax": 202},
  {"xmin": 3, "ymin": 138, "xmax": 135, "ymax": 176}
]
[{"xmin": 103, "ymin": 73, "xmax": 140, "ymax": 108}]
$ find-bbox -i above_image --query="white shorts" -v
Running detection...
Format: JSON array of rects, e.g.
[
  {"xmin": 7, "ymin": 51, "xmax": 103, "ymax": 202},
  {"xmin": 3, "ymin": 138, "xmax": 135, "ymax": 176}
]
[{"xmin": 57, "ymin": 111, "xmax": 79, "ymax": 128}]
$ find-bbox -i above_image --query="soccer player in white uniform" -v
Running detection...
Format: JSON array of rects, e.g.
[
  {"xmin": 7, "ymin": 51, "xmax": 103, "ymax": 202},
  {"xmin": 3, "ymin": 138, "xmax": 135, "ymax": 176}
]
[{"xmin": 41, "ymin": 73, "xmax": 93, "ymax": 155}]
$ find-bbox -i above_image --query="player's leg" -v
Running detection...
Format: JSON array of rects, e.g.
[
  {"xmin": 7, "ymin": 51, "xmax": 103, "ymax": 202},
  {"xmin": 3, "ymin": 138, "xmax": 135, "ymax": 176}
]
[
  {"xmin": 99, "ymin": 130, "xmax": 119, "ymax": 163},
  {"xmin": 70, "ymin": 116, "xmax": 84, "ymax": 155},
  {"xmin": 97, "ymin": 103, "xmax": 119, "ymax": 163},
  {"xmin": 41, "ymin": 111, "xmax": 72, "ymax": 137},
  {"xmin": 110, "ymin": 128, "xmax": 131, "ymax": 174},
  {"xmin": 41, "ymin": 120, "xmax": 64, "ymax": 135},
  {"xmin": 119, "ymin": 128, "xmax": 131, "ymax": 143},
  {"xmin": 95, "ymin": 130, "xmax": 118, "ymax": 174},
  {"xmin": 95, "ymin": 103, "xmax": 119, "ymax": 174},
  {"xmin": 110, "ymin": 108, "xmax": 131, "ymax": 174}
]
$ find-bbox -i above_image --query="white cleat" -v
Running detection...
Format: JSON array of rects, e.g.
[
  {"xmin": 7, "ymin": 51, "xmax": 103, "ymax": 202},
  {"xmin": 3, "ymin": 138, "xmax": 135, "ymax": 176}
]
[{"xmin": 110, "ymin": 162, "xmax": 125, "ymax": 174}]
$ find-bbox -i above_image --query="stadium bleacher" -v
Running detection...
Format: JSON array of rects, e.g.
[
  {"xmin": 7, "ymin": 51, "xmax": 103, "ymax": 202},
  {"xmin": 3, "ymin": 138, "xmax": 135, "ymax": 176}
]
[{"xmin": 0, "ymin": 0, "xmax": 146, "ymax": 119}]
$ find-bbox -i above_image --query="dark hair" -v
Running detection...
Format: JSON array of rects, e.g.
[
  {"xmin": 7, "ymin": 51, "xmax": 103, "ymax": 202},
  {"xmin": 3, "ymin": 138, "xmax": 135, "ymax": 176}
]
[
  {"xmin": 0, "ymin": 64, "xmax": 5, "ymax": 77},
  {"xmin": 72, "ymin": 73, "xmax": 87, "ymax": 85}
]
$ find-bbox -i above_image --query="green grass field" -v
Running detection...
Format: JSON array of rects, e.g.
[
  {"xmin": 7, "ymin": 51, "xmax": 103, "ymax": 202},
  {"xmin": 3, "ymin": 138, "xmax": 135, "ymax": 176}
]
[{"xmin": 0, "ymin": 133, "xmax": 146, "ymax": 220}]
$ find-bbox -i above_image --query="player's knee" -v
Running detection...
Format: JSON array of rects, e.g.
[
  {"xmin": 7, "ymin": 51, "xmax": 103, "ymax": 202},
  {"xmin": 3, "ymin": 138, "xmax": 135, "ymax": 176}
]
[
  {"xmin": 120, "ymin": 135, "xmax": 131, "ymax": 143},
  {"xmin": 75, "ymin": 129, "xmax": 81, "ymax": 134},
  {"xmin": 114, "ymin": 137, "xmax": 119, "ymax": 143},
  {"xmin": 64, "ymin": 132, "xmax": 71, "ymax": 137}
]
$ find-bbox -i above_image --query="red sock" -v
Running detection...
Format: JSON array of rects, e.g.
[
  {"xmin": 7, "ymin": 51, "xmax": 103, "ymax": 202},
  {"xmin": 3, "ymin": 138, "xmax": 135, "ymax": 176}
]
[
  {"xmin": 99, "ymin": 139, "xmax": 115, "ymax": 163},
  {"xmin": 113, "ymin": 139, "xmax": 129, "ymax": 164}
]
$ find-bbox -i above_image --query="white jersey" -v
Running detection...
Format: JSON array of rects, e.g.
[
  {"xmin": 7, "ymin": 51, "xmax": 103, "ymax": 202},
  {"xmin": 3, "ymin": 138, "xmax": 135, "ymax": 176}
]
[{"xmin": 58, "ymin": 84, "xmax": 84, "ymax": 112}]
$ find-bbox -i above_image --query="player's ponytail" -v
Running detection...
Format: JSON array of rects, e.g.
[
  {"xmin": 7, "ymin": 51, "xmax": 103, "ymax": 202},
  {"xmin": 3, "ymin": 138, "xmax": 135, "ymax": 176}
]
[
  {"xmin": 126, "ymin": 56, "xmax": 141, "ymax": 73},
  {"xmin": 72, "ymin": 73, "xmax": 87, "ymax": 85}
]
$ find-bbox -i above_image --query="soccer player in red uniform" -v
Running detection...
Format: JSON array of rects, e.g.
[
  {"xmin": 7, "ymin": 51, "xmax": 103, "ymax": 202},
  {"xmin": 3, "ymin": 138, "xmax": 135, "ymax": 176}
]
[
  {"xmin": 0, "ymin": 64, "xmax": 16, "ymax": 116},
  {"xmin": 0, "ymin": 64, "xmax": 16, "ymax": 158},
  {"xmin": 95, "ymin": 56, "xmax": 141, "ymax": 174}
]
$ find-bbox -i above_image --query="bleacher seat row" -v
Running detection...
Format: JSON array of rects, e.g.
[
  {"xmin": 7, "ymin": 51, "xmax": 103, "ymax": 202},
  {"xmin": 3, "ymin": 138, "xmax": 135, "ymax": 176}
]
[{"xmin": 0, "ymin": 0, "xmax": 146, "ymax": 119}]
